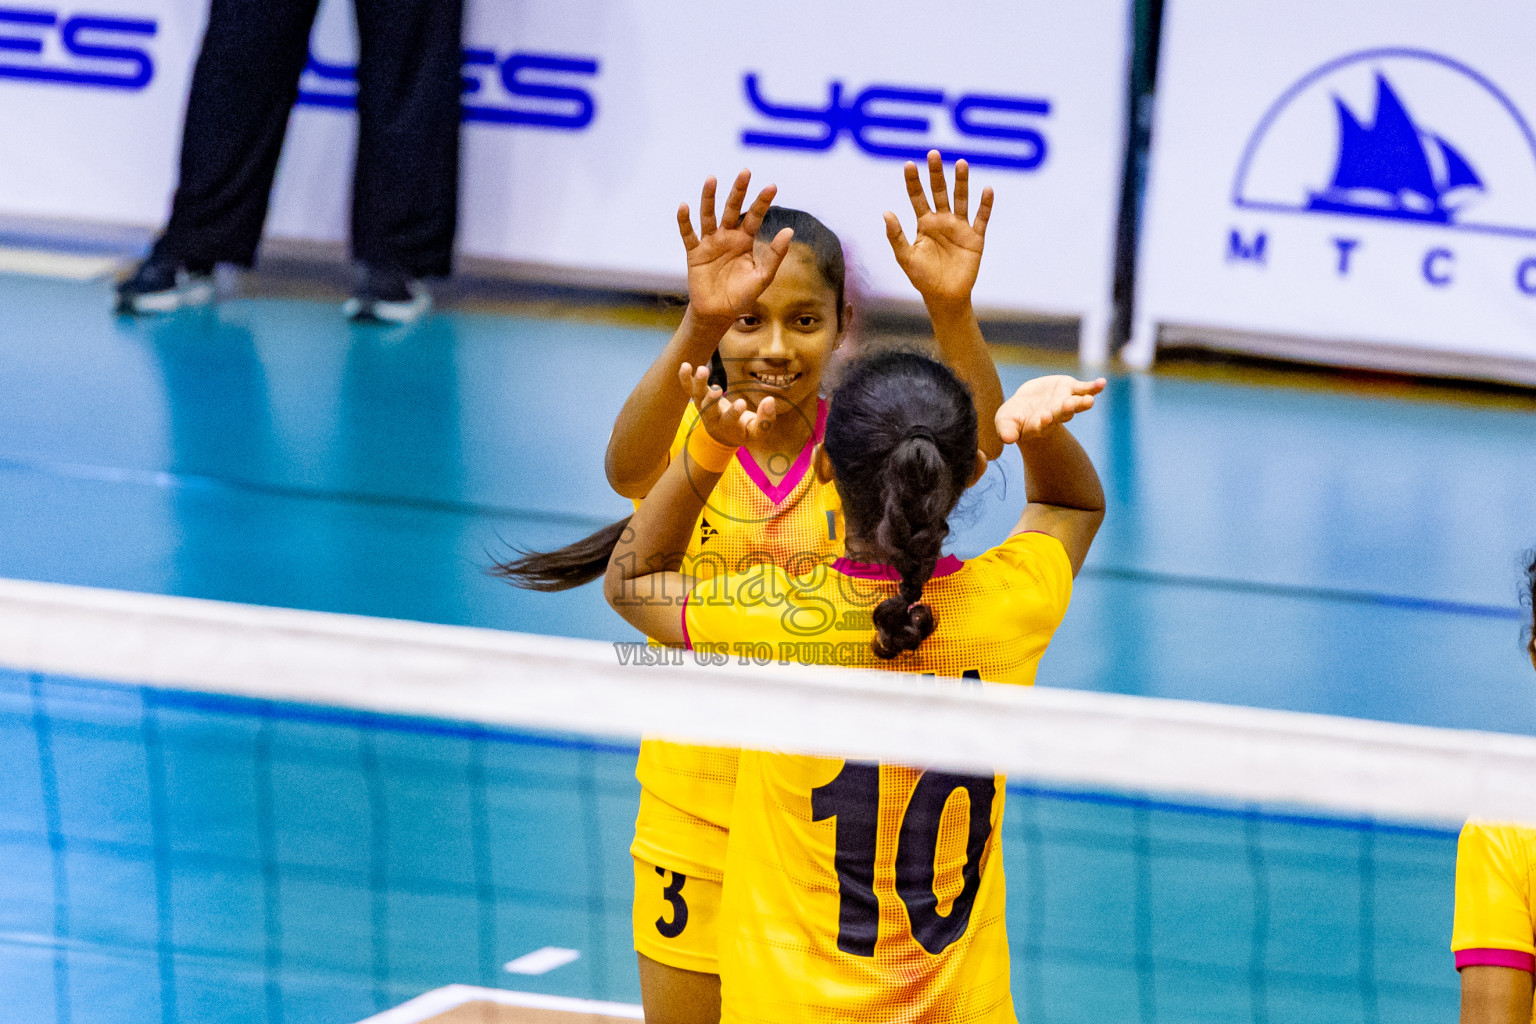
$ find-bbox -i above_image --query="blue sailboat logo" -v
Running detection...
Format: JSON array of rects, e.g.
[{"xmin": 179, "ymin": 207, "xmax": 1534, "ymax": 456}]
[
  {"xmin": 1234, "ymin": 49, "xmax": 1536, "ymax": 241},
  {"xmin": 1306, "ymin": 73, "xmax": 1484, "ymax": 224}
]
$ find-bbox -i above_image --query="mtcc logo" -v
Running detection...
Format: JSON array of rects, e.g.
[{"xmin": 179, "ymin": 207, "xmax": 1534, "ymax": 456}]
[
  {"xmin": 1226, "ymin": 48, "xmax": 1536, "ymax": 295},
  {"xmin": 0, "ymin": 5, "xmax": 154, "ymax": 89},
  {"xmin": 741, "ymin": 74, "xmax": 1050, "ymax": 171}
]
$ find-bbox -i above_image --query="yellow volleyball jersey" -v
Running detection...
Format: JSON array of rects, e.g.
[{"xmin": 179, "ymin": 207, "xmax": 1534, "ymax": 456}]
[
  {"xmin": 685, "ymin": 531, "xmax": 1073, "ymax": 1022},
  {"xmin": 631, "ymin": 399, "xmax": 844, "ymax": 882},
  {"xmin": 1453, "ymin": 821, "xmax": 1536, "ymax": 982}
]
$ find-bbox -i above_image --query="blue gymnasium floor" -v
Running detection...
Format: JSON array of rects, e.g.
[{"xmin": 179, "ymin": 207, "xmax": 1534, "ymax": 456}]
[{"xmin": 1, "ymin": 269, "xmax": 1534, "ymax": 1023}]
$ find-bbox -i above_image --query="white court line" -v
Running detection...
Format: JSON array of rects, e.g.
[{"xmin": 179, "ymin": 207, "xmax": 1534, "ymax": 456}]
[
  {"xmin": 504, "ymin": 947, "xmax": 581, "ymax": 974},
  {"xmin": 0, "ymin": 576, "xmax": 1534, "ymax": 826},
  {"xmin": 0, "ymin": 246, "xmax": 125, "ymax": 281},
  {"xmin": 354, "ymin": 985, "xmax": 644, "ymax": 1023}
]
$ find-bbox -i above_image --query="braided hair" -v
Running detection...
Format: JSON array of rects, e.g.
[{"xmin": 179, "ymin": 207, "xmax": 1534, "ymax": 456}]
[{"xmin": 823, "ymin": 349, "xmax": 977, "ymax": 659}]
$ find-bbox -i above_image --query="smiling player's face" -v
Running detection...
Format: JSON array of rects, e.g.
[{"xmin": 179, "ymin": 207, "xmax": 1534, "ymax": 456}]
[{"xmin": 716, "ymin": 244, "xmax": 841, "ymax": 419}]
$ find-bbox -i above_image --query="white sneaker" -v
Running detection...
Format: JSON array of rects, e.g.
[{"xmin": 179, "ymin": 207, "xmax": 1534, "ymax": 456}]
[
  {"xmin": 115, "ymin": 254, "xmax": 215, "ymax": 314},
  {"xmin": 343, "ymin": 265, "xmax": 432, "ymax": 324}
]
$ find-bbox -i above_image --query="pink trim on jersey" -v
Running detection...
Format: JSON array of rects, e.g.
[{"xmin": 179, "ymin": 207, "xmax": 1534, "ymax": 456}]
[
  {"xmin": 680, "ymin": 590, "xmax": 692, "ymax": 651},
  {"xmin": 735, "ymin": 399, "xmax": 828, "ymax": 505},
  {"xmin": 1456, "ymin": 948, "xmax": 1536, "ymax": 972},
  {"xmin": 832, "ymin": 554, "xmax": 965, "ymax": 581}
]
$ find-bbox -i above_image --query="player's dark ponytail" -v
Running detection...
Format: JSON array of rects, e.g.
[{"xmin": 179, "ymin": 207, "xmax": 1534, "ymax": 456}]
[
  {"xmin": 824, "ymin": 349, "xmax": 977, "ymax": 659},
  {"xmin": 489, "ymin": 516, "xmax": 630, "ymax": 592}
]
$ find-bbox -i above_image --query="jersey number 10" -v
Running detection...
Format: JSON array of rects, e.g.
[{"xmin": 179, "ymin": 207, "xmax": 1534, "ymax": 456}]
[{"xmin": 811, "ymin": 761, "xmax": 995, "ymax": 957}]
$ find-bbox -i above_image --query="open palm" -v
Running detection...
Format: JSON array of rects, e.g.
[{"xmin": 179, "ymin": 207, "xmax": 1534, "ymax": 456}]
[
  {"xmin": 885, "ymin": 151, "xmax": 993, "ymax": 302},
  {"xmin": 996, "ymin": 375, "xmax": 1106, "ymax": 443},
  {"xmin": 678, "ymin": 170, "xmax": 794, "ymax": 320},
  {"xmin": 678, "ymin": 362, "xmax": 775, "ymax": 448}
]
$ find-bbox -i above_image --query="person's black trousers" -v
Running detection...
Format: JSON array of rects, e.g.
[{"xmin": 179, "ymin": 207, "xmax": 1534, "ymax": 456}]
[{"xmin": 156, "ymin": 0, "xmax": 462, "ymax": 277}]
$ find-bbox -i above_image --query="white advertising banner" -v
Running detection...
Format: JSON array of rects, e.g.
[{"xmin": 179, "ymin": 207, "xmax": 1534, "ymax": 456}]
[
  {"xmin": 0, "ymin": 0, "xmax": 1129, "ymax": 354},
  {"xmin": 1129, "ymin": 0, "xmax": 1536, "ymax": 383}
]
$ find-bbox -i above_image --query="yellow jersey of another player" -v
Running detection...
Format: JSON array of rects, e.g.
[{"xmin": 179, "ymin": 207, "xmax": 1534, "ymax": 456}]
[
  {"xmin": 684, "ymin": 530, "xmax": 1073, "ymax": 1023},
  {"xmin": 1453, "ymin": 821, "xmax": 1536, "ymax": 989},
  {"xmin": 631, "ymin": 398, "xmax": 845, "ymax": 883}
]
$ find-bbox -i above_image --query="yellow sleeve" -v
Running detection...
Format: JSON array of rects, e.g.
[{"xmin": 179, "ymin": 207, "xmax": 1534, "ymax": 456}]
[
  {"xmin": 631, "ymin": 404, "xmax": 700, "ymax": 512},
  {"xmin": 1453, "ymin": 822, "xmax": 1536, "ymax": 961},
  {"xmin": 670, "ymin": 403, "xmax": 700, "ymax": 462},
  {"xmin": 980, "ymin": 531, "xmax": 1074, "ymax": 618}
]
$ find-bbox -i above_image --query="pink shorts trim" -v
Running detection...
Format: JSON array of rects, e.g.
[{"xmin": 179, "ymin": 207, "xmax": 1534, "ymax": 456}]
[{"xmin": 1456, "ymin": 948, "xmax": 1536, "ymax": 972}]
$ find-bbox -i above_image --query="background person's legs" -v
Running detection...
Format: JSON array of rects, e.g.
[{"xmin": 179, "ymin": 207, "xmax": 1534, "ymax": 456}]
[
  {"xmin": 156, "ymin": 0, "xmax": 324, "ymax": 269},
  {"xmin": 351, "ymin": 0, "xmax": 462, "ymax": 281}
]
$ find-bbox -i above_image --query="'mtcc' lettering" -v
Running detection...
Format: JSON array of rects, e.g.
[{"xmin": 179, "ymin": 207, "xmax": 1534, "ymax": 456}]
[
  {"xmin": 1422, "ymin": 248, "xmax": 1454, "ymax": 287},
  {"xmin": 1333, "ymin": 237, "xmax": 1360, "ymax": 275},
  {"xmin": 1232, "ymin": 229, "xmax": 1536, "ymax": 299},
  {"xmin": 1518, "ymin": 257, "xmax": 1536, "ymax": 296},
  {"xmin": 741, "ymin": 74, "xmax": 1049, "ymax": 171},
  {"xmin": 1226, "ymin": 229, "xmax": 1267, "ymax": 264}
]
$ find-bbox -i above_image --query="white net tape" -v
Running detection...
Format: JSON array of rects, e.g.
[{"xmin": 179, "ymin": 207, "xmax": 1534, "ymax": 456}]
[{"xmin": 3, "ymin": 577, "xmax": 1534, "ymax": 826}]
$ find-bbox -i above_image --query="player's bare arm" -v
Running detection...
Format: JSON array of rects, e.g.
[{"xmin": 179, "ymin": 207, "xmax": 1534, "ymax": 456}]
[
  {"xmin": 885, "ymin": 150, "xmax": 1006, "ymax": 460},
  {"xmin": 998, "ymin": 374, "xmax": 1107, "ymax": 575},
  {"xmin": 1459, "ymin": 965, "xmax": 1535, "ymax": 1024}
]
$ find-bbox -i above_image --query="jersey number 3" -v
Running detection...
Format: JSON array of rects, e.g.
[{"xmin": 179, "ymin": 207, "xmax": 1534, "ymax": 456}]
[
  {"xmin": 811, "ymin": 761, "xmax": 995, "ymax": 957},
  {"xmin": 654, "ymin": 866, "xmax": 688, "ymax": 938}
]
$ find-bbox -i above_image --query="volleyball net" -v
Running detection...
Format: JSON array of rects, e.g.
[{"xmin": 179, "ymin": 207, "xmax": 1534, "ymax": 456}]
[{"xmin": 3, "ymin": 577, "xmax": 1532, "ymax": 1023}]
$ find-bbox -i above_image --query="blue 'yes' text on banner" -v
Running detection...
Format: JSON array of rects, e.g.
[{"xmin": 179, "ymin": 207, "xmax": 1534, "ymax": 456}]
[
  {"xmin": 0, "ymin": 6, "xmax": 154, "ymax": 90},
  {"xmin": 741, "ymin": 73, "xmax": 1051, "ymax": 171}
]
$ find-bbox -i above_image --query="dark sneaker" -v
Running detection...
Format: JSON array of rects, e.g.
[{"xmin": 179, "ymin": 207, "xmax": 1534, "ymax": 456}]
[
  {"xmin": 114, "ymin": 253, "xmax": 215, "ymax": 314},
  {"xmin": 343, "ymin": 264, "xmax": 431, "ymax": 324}
]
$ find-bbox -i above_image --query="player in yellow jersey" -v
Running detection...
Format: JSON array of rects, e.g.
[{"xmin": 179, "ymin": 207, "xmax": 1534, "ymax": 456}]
[
  {"xmin": 1453, "ymin": 553, "xmax": 1536, "ymax": 1024},
  {"xmin": 497, "ymin": 154, "xmax": 1007, "ymax": 1021},
  {"xmin": 605, "ymin": 347, "xmax": 1105, "ymax": 1022}
]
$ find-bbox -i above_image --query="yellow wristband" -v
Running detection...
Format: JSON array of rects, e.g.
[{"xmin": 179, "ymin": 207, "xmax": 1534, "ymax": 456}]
[{"xmin": 685, "ymin": 427, "xmax": 736, "ymax": 474}]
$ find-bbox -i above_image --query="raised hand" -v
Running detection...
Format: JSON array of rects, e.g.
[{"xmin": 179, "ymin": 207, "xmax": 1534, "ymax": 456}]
[
  {"xmin": 679, "ymin": 362, "xmax": 777, "ymax": 449},
  {"xmin": 678, "ymin": 170, "xmax": 795, "ymax": 322},
  {"xmin": 996, "ymin": 375, "xmax": 1106, "ymax": 443},
  {"xmin": 884, "ymin": 150, "xmax": 994, "ymax": 303}
]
